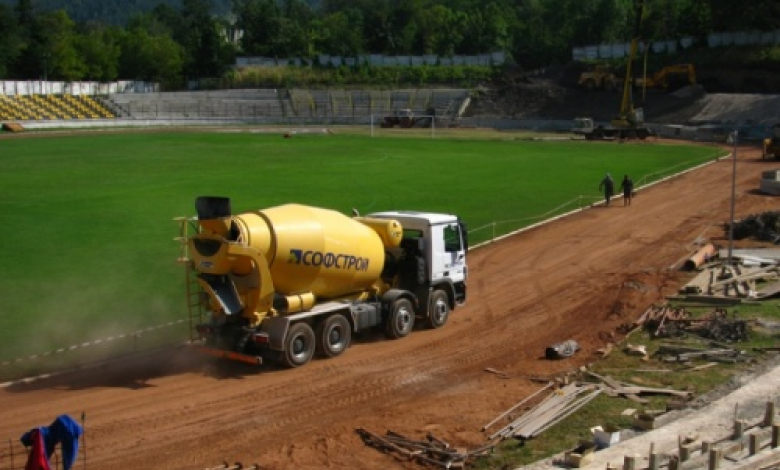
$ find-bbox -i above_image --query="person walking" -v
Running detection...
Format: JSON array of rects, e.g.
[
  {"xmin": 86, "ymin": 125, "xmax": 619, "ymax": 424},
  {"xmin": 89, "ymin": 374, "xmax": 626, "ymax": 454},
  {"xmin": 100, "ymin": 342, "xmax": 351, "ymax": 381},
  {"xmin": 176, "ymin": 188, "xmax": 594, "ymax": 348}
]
[
  {"xmin": 599, "ymin": 173, "xmax": 614, "ymax": 207},
  {"xmin": 619, "ymin": 174, "xmax": 634, "ymax": 206}
]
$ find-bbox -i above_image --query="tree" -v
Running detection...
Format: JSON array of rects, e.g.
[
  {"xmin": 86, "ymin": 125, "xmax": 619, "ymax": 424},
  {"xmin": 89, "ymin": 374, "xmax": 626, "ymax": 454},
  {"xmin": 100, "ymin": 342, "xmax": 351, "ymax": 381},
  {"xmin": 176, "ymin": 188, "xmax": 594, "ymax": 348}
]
[
  {"xmin": 414, "ymin": 4, "xmax": 464, "ymax": 56},
  {"xmin": 315, "ymin": 9, "xmax": 364, "ymax": 57},
  {"xmin": 77, "ymin": 25, "xmax": 122, "ymax": 81},
  {"xmin": 232, "ymin": 0, "xmax": 282, "ymax": 56},
  {"xmin": 458, "ymin": 1, "xmax": 512, "ymax": 54},
  {"xmin": 119, "ymin": 26, "xmax": 184, "ymax": 88},
  {"xmin": 14, "ymin": 0, "xmax": 35, "ymax": 29},
  {"xmin": 0, "ymin": 4, "xmax": 23, "ymax": 77},
  {"xmin": 180, "ymin": 0, "xmax": 229, "ymax": 77},
  {"xmin": 41, "ymin": 10, "xmax": 87, "ymax": 80}
]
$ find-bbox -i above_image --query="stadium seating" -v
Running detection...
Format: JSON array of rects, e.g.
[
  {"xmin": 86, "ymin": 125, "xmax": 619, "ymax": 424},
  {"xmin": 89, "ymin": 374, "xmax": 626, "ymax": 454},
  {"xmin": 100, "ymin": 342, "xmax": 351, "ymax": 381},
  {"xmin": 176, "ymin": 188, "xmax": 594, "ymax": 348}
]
[
  {"xmin": 106, "ymin": 89, "xmax": 287, "ymax": 119},
  {"xmin": 0, "ymin": 88, "xmax": 468, "ymax": 123},
  {"xmin": 285, "ymin": 88, "xmax": 469, "ymax": 122},
  {"xmin": 0, "ymin": 94, "xmax": 117, "ymax": 121}
]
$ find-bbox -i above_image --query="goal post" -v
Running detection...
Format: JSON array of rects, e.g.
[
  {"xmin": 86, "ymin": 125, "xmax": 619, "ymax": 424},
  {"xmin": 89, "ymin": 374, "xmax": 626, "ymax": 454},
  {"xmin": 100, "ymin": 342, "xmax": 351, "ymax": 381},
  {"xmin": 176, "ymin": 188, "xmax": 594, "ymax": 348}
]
[{"xmin": 370, "ymin": 114, "xmax": 437, "ymax": 138}]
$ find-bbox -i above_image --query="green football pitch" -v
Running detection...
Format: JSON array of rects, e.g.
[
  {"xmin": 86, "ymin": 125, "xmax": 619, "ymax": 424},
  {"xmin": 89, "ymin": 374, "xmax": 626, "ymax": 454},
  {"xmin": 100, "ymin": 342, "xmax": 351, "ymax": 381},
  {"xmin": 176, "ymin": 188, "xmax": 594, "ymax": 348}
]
[{"xmin": 0, "ymin": 131, "xmax": 723, "ymax": 370}]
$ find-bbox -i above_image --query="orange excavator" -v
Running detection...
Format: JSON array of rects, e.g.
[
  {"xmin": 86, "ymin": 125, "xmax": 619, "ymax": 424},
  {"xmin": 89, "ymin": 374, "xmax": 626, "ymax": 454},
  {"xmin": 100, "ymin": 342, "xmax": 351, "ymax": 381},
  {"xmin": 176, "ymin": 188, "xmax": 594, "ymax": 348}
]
[{"xmin": 635, "ymin": 64, "xmax": 697, "ymax": 91}]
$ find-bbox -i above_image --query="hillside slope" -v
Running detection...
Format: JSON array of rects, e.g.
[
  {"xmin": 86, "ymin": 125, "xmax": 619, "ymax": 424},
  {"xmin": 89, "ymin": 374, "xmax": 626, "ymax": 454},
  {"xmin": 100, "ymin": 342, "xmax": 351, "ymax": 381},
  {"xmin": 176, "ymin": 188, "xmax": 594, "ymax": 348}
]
[{"xmin": 469, "ymin": 65, "xmax": 780, "ymax": 127}]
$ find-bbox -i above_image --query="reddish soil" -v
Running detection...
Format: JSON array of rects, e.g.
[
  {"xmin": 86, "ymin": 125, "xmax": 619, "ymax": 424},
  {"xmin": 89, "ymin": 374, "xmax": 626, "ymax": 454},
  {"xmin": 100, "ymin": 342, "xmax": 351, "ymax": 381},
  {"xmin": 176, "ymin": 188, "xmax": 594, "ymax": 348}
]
[{"xmin": 1, "ymin": 143, "xmax": 778, "ymax": 470}]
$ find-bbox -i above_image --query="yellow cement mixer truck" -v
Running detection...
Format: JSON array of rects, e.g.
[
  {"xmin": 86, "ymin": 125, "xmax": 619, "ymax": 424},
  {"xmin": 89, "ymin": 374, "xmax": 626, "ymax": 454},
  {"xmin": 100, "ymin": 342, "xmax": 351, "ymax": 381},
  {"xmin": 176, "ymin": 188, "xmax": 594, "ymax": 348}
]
[{"xmin": 177, "ymin": 197, "xmax": 468, "ymax": 368}]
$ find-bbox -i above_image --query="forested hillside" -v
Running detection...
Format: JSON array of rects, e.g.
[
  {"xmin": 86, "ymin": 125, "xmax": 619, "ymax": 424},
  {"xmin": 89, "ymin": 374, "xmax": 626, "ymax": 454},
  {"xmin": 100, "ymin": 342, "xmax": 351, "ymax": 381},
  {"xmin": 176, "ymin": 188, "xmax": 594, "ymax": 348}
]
[
  {"xmin": 1, "ymin": 0, "xmax": 779, "ymax": 91},
  {"xmin": 0, "ymin": 0, "xmax": 233, "ymax": 24}
]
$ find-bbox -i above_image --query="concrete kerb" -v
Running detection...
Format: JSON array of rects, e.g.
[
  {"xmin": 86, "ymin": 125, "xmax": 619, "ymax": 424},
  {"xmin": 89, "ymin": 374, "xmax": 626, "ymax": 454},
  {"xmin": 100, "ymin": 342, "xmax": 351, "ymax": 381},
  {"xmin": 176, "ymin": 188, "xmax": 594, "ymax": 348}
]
[{"xmin": 517, "ymin": 358, "xmax": 780, "ymax": 470}]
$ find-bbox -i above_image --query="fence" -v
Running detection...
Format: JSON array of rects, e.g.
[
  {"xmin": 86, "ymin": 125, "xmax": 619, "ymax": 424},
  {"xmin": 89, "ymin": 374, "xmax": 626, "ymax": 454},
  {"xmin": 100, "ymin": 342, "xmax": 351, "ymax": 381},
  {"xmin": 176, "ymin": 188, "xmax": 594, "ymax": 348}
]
[
  {"xmin": 0, "ymin": 80, "xmax": 158, "ymax": 97},
  {"xmin": 0, "ymin": 416, "xmax": 87, "ymax": 470},
  {"xmin": 236, "ymin": 51, "xmax": 506, "ymax": 68},
  {"xmin": 573, "ymin": 29, "xmax": 780, "ymax": 61}
]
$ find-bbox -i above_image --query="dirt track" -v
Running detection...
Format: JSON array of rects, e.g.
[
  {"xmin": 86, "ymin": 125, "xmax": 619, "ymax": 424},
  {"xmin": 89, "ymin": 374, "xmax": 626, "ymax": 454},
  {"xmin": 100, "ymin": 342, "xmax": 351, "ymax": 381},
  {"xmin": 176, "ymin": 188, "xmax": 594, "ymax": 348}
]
[{"xmin": 1, "ymin": 143, "xmax": 778, "ymax": 470}]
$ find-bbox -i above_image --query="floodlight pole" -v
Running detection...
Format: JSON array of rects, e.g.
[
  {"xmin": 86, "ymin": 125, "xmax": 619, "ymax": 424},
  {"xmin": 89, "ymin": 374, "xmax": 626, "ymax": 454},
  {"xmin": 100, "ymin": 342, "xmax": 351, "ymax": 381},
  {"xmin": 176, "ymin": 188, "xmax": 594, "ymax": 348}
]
[{"xmin": 727, "ymin": 130, "xmax": 738, "ymax": 267}]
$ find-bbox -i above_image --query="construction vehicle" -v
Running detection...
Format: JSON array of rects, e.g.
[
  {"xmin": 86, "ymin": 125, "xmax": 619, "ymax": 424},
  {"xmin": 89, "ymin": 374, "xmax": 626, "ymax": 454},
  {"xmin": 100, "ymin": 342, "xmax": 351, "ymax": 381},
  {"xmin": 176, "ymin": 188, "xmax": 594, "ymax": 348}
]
[
  {"xmin": 635, "ymin": 64, "xmax": 697, "ymax": 91},
  {"xmin": 380, "ymin": 108, "xmax": 433, "ymax": 128},
  {"xmin": 381, "ymin": 109, "xmax": 415, "ymax": 128},
  {"xmin": 177, "ymin": 197, "xmax": 468, "ymax": 368},
  {"xmin": 578, "ymin": 65, "xmax": 619, "ymax": 91},
  {"xmin": 572, "ymin": 116, "xmax": 650, "ymax": 141},
  {"xmin": 572, "ymin": 0, "xmax": 653, "ymax": 141},
  {"xmin": 763, "ymin": 123, "xmax": 780, "ymax": 159}
]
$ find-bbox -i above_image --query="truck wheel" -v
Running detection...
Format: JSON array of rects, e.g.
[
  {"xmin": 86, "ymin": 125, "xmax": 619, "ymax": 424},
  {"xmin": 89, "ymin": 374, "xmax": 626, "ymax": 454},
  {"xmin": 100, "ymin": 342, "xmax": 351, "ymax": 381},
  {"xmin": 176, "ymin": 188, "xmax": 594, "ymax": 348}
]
[
  {"xmin": 281, "ymin": 322, "xmax": 315, "ymax": 368},
  {"xmin": 386, "ymin": 298, "xmax": 415, "ymax": 339},
  {"xmin": 426, "ymin": 290, "xmax": 450, "ymax": 329},
  {"xmin": 315, "ymin": 314, "xmax": 351, "ymax": 358}
]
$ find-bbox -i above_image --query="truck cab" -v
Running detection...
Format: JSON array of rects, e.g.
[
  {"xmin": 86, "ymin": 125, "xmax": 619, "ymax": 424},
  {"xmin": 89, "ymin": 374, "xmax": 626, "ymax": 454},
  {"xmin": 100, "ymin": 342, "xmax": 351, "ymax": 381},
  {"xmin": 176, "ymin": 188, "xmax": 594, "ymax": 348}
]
[{"xmin": 369, "ymin": 211, "xmax": 468, "ymax": 307}]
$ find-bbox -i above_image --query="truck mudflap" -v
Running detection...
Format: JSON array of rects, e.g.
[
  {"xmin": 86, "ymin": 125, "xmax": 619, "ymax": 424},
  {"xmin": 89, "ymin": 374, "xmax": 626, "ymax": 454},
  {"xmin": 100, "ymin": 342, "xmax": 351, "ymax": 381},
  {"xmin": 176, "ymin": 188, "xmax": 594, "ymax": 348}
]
[{"xmin": 194, "ymin": 345, "xmax": 263, "ymax": 365}]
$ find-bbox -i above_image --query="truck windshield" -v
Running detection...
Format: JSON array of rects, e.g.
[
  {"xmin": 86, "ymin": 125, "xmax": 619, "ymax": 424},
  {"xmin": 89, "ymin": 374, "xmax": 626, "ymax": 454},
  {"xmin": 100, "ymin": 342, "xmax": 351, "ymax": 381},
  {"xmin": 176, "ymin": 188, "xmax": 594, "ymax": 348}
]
[{"xmin": 444, "ymin": 225, "xmax": 462, "ymax": 252}]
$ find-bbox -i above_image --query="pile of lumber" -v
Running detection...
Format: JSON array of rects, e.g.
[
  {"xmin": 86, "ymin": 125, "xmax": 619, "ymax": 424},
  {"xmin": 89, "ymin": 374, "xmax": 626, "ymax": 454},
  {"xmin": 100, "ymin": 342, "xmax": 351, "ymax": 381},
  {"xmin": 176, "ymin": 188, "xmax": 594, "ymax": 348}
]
[
  {"xmin": 485, "ymin": 382, "xmax": 601, "ymax": 441},
  {"xmin": 356, "ymin": 428, "xmax": 493, "ymax": 469},
  {"xmin": 656, "ymin": 343, "xmax": 752, "ymax": 363},
  {"xmin": 582, "ymin": 368, "xmax": 692, "ymax": 405},
  {"xmin": 677, "ymin": 260, "xmax": 780, "ymax": 301}
]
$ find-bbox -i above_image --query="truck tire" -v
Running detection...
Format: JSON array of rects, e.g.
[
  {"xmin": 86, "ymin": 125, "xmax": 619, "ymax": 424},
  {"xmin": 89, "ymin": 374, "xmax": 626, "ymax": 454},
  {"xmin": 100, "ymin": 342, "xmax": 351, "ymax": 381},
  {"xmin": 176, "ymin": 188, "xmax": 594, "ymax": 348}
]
[
  {"xmin": 315, "ymin": 314, "xmax": 351, "ymax": 358},
  {"xmin": 280, "ymin": 322, "xmax": 315, "ymax": 368},
  {"xmin": 426, "ymin": 290, "xmax": 450, "ymax": 329},
  {"xmin": 385, "ymin": 298, "xmax": 415, "ymax": 339}
]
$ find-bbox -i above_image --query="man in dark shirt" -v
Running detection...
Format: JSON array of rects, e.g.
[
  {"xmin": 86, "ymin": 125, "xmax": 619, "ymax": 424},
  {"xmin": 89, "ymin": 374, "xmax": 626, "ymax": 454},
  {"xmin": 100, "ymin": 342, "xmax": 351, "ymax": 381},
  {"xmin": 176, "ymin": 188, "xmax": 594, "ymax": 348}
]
[
  {"xmin": 599, "ymin": 173, "xmax": 614, "ymax": 206},
  {"xmin": 619, "ymin": 174, "xmax": 634, "ymax": 206}
]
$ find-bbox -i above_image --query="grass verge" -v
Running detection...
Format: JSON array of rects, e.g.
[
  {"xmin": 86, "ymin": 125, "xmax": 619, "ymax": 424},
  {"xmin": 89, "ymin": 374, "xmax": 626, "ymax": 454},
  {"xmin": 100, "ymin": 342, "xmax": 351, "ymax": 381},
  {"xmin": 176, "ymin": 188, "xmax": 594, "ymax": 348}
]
[
  {"xmin": 474, "ymin": 296, "xmax": 780, "ymax": 468},
  {"xmin": 0, "ymin": 130, "xmax": 722, "ymax": 379}
]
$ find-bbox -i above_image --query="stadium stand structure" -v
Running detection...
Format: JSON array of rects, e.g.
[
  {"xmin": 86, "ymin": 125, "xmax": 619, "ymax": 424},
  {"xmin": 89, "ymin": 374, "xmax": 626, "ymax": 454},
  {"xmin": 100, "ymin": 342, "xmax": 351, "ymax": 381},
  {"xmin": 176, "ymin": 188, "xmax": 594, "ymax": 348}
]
[
  {"xmin": 103, "ymin": 88, "xmax": 469, "ymax": 124},
  {"xmin": 287, "ymin": 88, "xmax": 468, "ymax": 124},
  {"xmin": 1, "ymin": 88, "xmax": 468, "ymax": 125},
  {"xmin": 107, "ymin": 89, "xmax": 288, "ymax": 120},
  {"xmin": 0, "ymin": 94, "xmax": 117, "ymax": 121}
]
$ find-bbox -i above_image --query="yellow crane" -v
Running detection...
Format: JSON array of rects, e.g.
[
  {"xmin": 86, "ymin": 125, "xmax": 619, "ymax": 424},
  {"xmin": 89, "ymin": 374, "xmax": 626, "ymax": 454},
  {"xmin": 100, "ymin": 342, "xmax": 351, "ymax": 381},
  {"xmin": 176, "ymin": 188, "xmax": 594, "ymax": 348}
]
[{"xmin": 573, "ymin": 0, "xmax": 653, "ymax": 140}]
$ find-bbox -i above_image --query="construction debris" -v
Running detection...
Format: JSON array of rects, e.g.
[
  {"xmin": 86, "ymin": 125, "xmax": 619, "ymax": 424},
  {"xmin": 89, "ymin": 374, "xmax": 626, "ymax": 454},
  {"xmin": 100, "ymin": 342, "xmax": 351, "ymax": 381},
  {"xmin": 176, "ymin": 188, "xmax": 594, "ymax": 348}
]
[
  {"xmin": 623, "ymin": 343, "xmax": 648, "ymax": 359},
  {"xmin": 545, "ymin": 339, "xmax": 580, "ymax": 359},
  {"xmin": 356, "ymin": 428, "xmax": 492, "ymax": 469},
  {"xmin": 676, "ymin": 247, "xmax": 780, "ymax": 301},
  {"xmin": 487, "ymin": 382, "xmax": 601, "ymax": 441},
  {"xmin": 656, "ymin": 343, "xmax": 752, "ymax": 363},
  {"xmin": 564, "ymin": 441, "xmax": 597, "ymax": 467},
  {"xmin": 596, "ymin": 342, "xmax": 615, "ymax": 357},
  {"xmin": 727, "ymin": 211, "xmax": 780, "ymax": 244},
  {"xmin": 683, "ymin": 243, "xmax": 716, "ymax": 271},
  {"xmin": 633, "ymin": 305, "xmax": 751, "ymax": 342},
  {"xmin": 581, "ymin": 368, "xmax": 693, "ymax": 404},
  {"xmin": 203, "ymin": 463, "xmax": 260, "ymax": 470},
  {"xmin": 481, "ymin": 381, "xmax": 555, "ymax": 432}
]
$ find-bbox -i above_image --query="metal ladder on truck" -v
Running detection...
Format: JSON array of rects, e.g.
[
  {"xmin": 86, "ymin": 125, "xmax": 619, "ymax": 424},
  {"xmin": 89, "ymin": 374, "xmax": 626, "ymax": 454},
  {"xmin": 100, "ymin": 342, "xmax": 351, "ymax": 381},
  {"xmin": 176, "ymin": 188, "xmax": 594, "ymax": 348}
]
[{"xmin": 174, "ymin": 216, "xmax": 205, "ymax": 343}]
